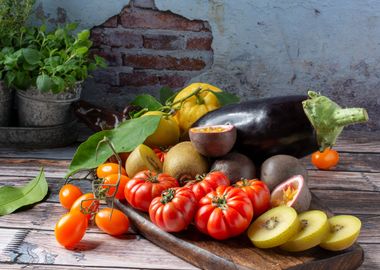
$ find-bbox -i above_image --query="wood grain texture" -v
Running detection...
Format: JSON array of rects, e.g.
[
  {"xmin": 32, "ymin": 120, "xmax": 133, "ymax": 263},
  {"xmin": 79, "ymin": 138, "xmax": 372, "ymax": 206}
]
[
  {"xmin": 0, "ymin": 228, "xmax": 195, "ymax": 270},
  {"xmin": 334, "ymin": 131, "xmax": 380, "ymax": 153},
  {"xmin": 358, "ymin": 244, "xmax": 380, "ymax": 270},
  {"xmin": 0, "ymin": 264, "xmax": 140, "ymax": 270},
  {"xmin": 113, "ymin": 196, "xmax": 364, "ymax": 270}
]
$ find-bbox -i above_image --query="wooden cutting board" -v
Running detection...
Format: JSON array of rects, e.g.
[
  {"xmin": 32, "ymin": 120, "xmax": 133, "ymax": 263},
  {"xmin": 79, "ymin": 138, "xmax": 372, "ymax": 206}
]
[{"xmin": 113, "ymin": 193, "xmax": 363, "ymax": 270}]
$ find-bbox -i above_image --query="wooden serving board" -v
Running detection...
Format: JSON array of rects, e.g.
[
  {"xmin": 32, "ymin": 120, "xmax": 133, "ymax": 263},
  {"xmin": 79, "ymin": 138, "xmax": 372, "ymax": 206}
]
[{"xmin": 113, "ymin": 193, "xmax": 363, "ymax": 270}]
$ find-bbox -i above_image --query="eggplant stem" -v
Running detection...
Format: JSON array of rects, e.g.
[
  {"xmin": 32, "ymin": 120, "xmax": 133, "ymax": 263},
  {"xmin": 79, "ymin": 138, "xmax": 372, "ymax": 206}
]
[{"xmin": 332, "ymin": 108, "xmax": 369, "ymax": 126}]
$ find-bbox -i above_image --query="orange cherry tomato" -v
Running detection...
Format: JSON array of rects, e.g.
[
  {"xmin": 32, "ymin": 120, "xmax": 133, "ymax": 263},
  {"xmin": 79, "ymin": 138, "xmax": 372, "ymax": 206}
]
[
  {"xmin": 59, "ymin": 184, "xmax": 83, "ymax": 209},
  {"xmin": 311, "ymin": 148, "xmax": 340, "ymax": 170},
  {"xmin": 95, "ymin": 208, "xmax": 130, "ymax": 236},
  {"xmin": 55, "ymin": 211, "xmax": 88, "ymax": 249},
  {"xmin": 97, "ymin": 163, "xmax": 127, "ymax": 178},
  {"xmin": 103, "ymin": 174, "xmax": 130, "ymax": 200},
  {"xmin": 70, "ymin": 193, "xmax": 99, "ymax": 219}
]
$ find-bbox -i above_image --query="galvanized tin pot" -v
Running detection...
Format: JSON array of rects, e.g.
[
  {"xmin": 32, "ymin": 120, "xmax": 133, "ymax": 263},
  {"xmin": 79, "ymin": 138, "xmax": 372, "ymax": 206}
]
[
  {"xmin": 0, "ymin": 82, "xmax": 13, "ymax": 127},
  {"xmin": 16, "ymin": 83, "xmax": 82, "ymax": 127}
]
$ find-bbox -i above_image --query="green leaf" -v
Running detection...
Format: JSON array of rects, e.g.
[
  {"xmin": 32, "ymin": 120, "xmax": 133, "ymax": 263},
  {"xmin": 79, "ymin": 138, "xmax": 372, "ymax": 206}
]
[
  {"xmin": 75, "ymin": 47, "xmax": 88, "ymax": 56},
  {"xmin": 66, "ymin": 22, "xmax": 79, "ymax": 31},
  {"xmin": 22, "ymin": 48, "xmax": 41, "ymax": 65},
  {"xmin": 67, "ymin": 115, "xmax": 161, "ymax": 177},
  {"xmin": 0, "ymin": 169, "xmax": 48, "ymax": 216},
  {"xmin": 77, "ymin": 30, "xmax": 90, "ymax": 41},
  {"xmin": 36, "ymin": 74, "xmax": 52, "ymax": 92},
  {"xmin": 212, "ymin": 91, "xmax": 240, "ymax": 106},
  {"xmin": 51, "ymin": 76, "xmax": 65, "ymax": 93},
  {"xmin": 159, "ymin": 86, "xmax": 175, "ymax": 104},
  {"xmin": 131, "ymin": 94, "xmax": 162, "ymax": 111}
]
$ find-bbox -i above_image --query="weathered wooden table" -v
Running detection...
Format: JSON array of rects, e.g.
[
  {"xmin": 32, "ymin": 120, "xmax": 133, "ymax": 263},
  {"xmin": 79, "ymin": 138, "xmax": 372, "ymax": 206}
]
[{"xmin": 0, "ymin": 130, "xmax": 378, "ymax": 270}]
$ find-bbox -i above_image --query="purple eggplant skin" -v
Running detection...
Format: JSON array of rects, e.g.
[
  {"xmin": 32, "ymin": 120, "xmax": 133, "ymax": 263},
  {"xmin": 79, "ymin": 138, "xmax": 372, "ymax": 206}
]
[{"xmin": 192, "ymin": 95, "xmax": 318, "ymax": 164}]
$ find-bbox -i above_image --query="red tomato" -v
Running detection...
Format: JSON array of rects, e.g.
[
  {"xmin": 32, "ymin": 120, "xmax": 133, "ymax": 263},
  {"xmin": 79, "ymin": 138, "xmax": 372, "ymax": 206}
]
[
  {"xmin": 153, "ymin": 147, "xmax": 170, "ymax": 163},
  {"xmin": 149, "ymin": 187, "xmax": 197, "ymax": 232},
  {"xmin": 97, "ymin": 162, "xmax": 127, "ymax": 178},
  {"xmin": 55, "ymin": 211, "xmax": 88, "ymax": 249},
  {"xmin": 103, "ymin": 174, "xmax": 130, "ymax": 200},
  {"xmin": 70, "ymin": 193, "xmax": 99, "ymax": 219},
  {"xmin": 311, "ymin": 148, "xmax": 339, "ymax": 170},
  {"xmin": 184, "ymin": 171, "xmax": 230, "ymax": 201},
  {"xmin": 124, "ymin": 170, "xmax": 179, "ymax": 212},
  {"xmin": 59, "ymin": 184, "xmax": 83, "ymax": 209},
  {"xmin": 195, "ymin": 185, "xmax": 253, "ymax": 240},
  {"xmin": 234, "ymin": 179, "xmax": 270, "ymax": 218},
  {"xmin": 95, "ymin": 208, "xmax": 129, "ymax": 236}
]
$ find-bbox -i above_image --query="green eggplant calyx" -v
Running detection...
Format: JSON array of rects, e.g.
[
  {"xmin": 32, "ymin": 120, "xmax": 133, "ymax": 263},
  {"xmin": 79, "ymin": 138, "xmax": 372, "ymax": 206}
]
[{"xmin": 302, "ymin": 90, "xmax": 369, "ymax": 151}]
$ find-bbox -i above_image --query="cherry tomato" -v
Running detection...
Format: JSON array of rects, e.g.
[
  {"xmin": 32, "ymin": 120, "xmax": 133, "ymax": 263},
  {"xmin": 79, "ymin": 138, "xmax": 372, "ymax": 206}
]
[
  {"xmin": 153, "ymin": 147, "xmax": 170, "ymax": 163},
  {"xmin": 59, "ymin": 184, "xmax": 83, "ymax": 209},
  {"xmin": 55, "ymin": 211, "xmax": 88, "ymax": 249},
  {"xmin": 70, "ymin": 193, "xmax": 99, "ymax": 219},
  {"xmin": 234, "ymin": 179, "xmax": 270, "ymax": 218},
  {"xmin": 149, "ymin": 187, "xmax": 197, "ymax": 232},
  {"xmin": 97, "ymin": 162, "xmax": 127, "ymax": 178},
  {"xmin": 95, "ymin": 208, "xmax": 130, "ymax": 236},
  {"xmin": 124, "ymin": 170, "xmax": 179, "ymax": 212},
  {"xmin": 311, "ymin": 148, "xmax": 339, "ymax": 170},
  {"xmin": 102, "ymin": 174, "xmax": 130, "ymax": 200},
  {"xmin": 195, "ymin": 185, "xmax": 253, "ymax": 240},
  {"xmin": 184, "ymin": 171, "xmax": 230, "ymax": 201}
]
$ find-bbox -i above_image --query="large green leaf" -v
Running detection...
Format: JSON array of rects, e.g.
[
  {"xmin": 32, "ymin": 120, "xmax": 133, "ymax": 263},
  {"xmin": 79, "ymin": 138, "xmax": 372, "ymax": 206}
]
[
  {"xmin": 22, "ymin": 48, "xmax": 41, "ymax": 65},
  {"xmin": 212, "ymin": 91, "xmax": 240, "ymax": 106},
  {"xmin": 0, "ymin": 169, "xmax": 48, "ymax": 216},
  {"xmin": 36, "ymin": 73, "xmax": 52, "ymax": 92},
  {"xmin": 159, "ymin": 86, "xmax": 175, "ymax": 104},
  {"xmin": 131, "ymin": 94, "xmax": 162, "ymax": 111},
  {"xmin": 67, "ymin": 115, "xmax": 161, "ymax": 177}
]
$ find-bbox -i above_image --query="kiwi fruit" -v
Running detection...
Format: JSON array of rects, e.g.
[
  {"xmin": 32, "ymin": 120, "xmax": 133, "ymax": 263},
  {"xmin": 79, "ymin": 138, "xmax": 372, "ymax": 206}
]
[
  {"xmin": 125, "ymin": 144, "xmax": 162, "ymax": 177},
  {"xmin": 261, "ymin": 155, "xmax": 308, "ymax": 191},
  {"xmin": 211, "ymin": 152, "xmax": 256, "ymax": 184},
  {"xmin": 163, "ymin": 141, "xmax": 209, "ymax": 182}
]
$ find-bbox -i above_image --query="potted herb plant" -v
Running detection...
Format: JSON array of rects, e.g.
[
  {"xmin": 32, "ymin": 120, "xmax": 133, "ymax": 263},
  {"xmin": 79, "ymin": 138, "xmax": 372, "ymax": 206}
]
[
  {"xmin": 0, "ymin": 0, "xmax": 35, "ymax": 126},
  {"xmin": 0, "ymin": 22, "xmax": 106, "ymax": 127}
]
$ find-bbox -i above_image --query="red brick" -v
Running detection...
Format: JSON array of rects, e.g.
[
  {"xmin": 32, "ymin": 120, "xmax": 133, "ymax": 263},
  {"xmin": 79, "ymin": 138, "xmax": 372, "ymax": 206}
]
[
  {"xmin": 120, "ymin": 7, "xmax": 210, "ymax": 32},
  {"xmin": 92, "ymin": 69, "xmax": 119, "ymax": 86},
  {"xmin": 90, "ymin": 48, "xmax": 120, "ymax": 66},
  {"xmin": 90, "ymin": 27, "xmax": 104, "ymax": 47},
  {"xmin": 123, "ymin": 54, "xmax": 206, "ymax": 71},
  {"xmin": 186, "ymin": 36, "xmax": 212, "ymax": 50},
  {"xmin": 103, "ymin": 15, "xmax": 118, "ymax": 28},
  {"xmin": 119, "ymin": 71, "xmax": 188, "ymax": 88},
  {"xmin": 90, "ymin": 28, "xmax": 143, "ymax": 48},
  {"xmin": 143, "ymin": 34, "xmax": 183, "ymax": 50}
]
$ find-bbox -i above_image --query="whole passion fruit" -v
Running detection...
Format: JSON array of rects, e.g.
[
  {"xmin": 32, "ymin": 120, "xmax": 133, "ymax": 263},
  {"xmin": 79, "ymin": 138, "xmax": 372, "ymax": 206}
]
[{"xmin": 189, "ymin": 124, "xmax": 237, "ymax": 157}]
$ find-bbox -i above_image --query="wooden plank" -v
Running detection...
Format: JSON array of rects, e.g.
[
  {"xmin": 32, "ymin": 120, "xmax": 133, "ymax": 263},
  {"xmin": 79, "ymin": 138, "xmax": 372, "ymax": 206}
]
[
  {"xmin": 0, "ymin": 146, "xmax": 77, "ymax": 160},
  {"xmin": 0, "ymin": 228, "xmax": 196, "ymax": 270},
  {"xmin": 357, "ymin": 215, "xmax": 380, "ymax": 244},
  {"xmin": 334, "ymin": 131, "xmax": 380, "ymax": 153},
  {"xmin": 312, "ymin": 190, "xmax": 380, "ymax": 215},
  {"xmin": 0, "ymin": 264, "xmax": 140, "ymax": 269},
  {"xmin": 0, "ymin": 229, "xmax": 19, "ymax": 262},
  {"xmin": 358, "ymin": 244, "xmax": 380, "ymax": 270},
  {"xmin": 0, "ymin": 159, "xmax": 69, "ymax": 178},
  {"xmin": 364, "ymin": 173, "xmax": 380, "ymax": 190},
  {"xmin": 307, "ymin": 171, "xmax": 378, "ymax": 192}
]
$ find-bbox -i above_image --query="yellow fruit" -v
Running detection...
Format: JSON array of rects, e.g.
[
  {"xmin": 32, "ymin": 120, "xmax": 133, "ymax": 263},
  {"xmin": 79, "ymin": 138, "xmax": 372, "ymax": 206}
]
[
  {"xmin": 172, "ymin": 83, "xmax": 222, "ymax": 136},
  {"xmin": 125, "ymin": 144, "xmax": 162, "ymax": 177},
  {"xmin": 320, "ymin": 215, "xmax": 361, "ymax": 251},
  {"xmin": 143, "ymin": 111, "xmax": 179, "ymax": 147},
  {"xmin": 247, "ymin": 206, "xmax": 299, "ymax": 249},
  {"xmin": 280, "ymin": 210, "xmax": 329, "ymax": 252}
]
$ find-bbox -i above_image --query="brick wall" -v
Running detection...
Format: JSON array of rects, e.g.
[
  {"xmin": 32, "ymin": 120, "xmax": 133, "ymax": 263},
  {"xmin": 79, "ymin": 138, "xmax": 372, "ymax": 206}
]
[{"xmin": 90, "ymin": 0, "xmax": 213, "ymax": 94}]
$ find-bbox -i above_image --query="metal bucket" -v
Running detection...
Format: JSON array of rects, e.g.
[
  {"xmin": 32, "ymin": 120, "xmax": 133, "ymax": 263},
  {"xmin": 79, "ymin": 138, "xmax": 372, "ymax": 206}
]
[
  {"xmin": 0, "ymin": 82, "xmax": 13, "ymax": 126},
  {"xmin": 16, "ymin": 83, "xmax": 82, "ymax": 127}
]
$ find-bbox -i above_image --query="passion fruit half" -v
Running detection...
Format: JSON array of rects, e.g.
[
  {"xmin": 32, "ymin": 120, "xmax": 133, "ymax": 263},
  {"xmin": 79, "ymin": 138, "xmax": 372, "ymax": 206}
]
[
  {"xmin": 270, "ymin": 175, "xmax": 311, "ymax": 213},
  {"xmin": 189, "ymin": 124, "xmax": 237, "ymax": 157}
]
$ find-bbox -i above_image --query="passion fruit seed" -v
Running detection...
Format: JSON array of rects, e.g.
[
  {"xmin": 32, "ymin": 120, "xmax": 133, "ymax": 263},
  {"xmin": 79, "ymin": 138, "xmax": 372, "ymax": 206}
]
[
  {"xmin": 195, "ymin": 126, "xmax": 227, "ymax": 133},
  {"xmin": 147, "ymin": 156, "xmax": 161, "ymax": 172},
  {"xmin": 264, "ymin": 216, "xmax": 280, "ymax": 230},
  {"xmin": 332, "ymin": 224, "xmax": 344, "ymax": 232}
]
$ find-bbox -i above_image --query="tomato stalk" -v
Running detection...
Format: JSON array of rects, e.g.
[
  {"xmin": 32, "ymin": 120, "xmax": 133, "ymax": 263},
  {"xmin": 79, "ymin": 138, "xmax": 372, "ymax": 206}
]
[
  {"xmin": 160, "ymin": 188, "xmax": 176, "ymax": 204},
  {"xmin": 212, "ymin": 195, "xmax": 228, "ymax": 210}
]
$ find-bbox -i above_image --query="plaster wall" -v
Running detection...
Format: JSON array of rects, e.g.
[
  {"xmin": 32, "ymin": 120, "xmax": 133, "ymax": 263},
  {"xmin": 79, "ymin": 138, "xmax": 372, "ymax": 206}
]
[{"xmin": 35, "ymin": 0, "xmax": 380, "ymax": 130}]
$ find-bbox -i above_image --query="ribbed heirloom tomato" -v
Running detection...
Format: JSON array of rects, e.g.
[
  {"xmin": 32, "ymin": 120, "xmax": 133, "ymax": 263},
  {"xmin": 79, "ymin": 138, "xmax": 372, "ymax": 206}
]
[
  {"xmin": 55, "ymin": 211, "xmax": 88, "ymax": 249},
  {"xmin": 95, "ymin": 208, "xmax": 129, "ymax": 236},
  {"xmin": 234, "ymin": 179, "xmax": 270, "ymax": 218},
  {"xmin": 195, "ymin": 185, "xmax": 253, "ymax": 240},
  {"xmin": 59, "ymin": 184, "xmax": 83, "ymax": 209},
  {"xmin": 311, "ymin": 148, "xmax": 340, "ymax": 170},
  {"xmin": 184, "ymin": 171, "xmax": 230, "ymax": 201},
  {"xmin": 124, "ymin": 170, "xmax": 179, "ymax": 212},
  {"xmin": 149, "ymin": 187, "xmax": 197, "ymax": 232}
]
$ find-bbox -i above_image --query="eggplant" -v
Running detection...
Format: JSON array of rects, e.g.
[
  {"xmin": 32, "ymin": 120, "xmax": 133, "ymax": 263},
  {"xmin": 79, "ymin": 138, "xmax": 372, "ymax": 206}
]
[{"xmin": 192, "ymin": 95, "xmax": 318, "ymax": 163}]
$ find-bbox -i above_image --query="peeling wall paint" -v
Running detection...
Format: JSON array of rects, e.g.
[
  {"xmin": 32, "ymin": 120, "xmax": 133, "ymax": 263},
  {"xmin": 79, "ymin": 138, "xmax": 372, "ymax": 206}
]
[{"xmin": 34, "ymin": 0, "xmax": 380, "ymax": 130}]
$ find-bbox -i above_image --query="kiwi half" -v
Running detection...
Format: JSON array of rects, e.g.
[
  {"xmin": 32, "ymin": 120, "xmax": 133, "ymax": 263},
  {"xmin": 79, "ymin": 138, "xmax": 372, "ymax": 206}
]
[{"xmin": 126, "ymin": 144, "xmax": 162, "ymax": 177}]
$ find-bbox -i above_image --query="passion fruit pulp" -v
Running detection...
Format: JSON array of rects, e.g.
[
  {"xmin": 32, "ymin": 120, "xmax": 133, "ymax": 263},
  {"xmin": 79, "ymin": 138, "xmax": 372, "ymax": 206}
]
[{"xmin": 189, "ymin": 124, "xmax": 236, "ymax": 157}]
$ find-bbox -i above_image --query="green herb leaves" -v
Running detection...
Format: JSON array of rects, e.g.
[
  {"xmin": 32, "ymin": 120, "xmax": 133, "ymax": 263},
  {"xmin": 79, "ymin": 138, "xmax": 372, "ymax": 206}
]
[
  {"xmin": 212, "ymin": 91, "xmax": 240, "ymax": 106},
  {"xmin": 0, "ymin": 169, "xmax": 48, "ymax": 216},
  {"xmin": 68, "ymin": 115, "xmax": 161, "ymax": 177}
]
